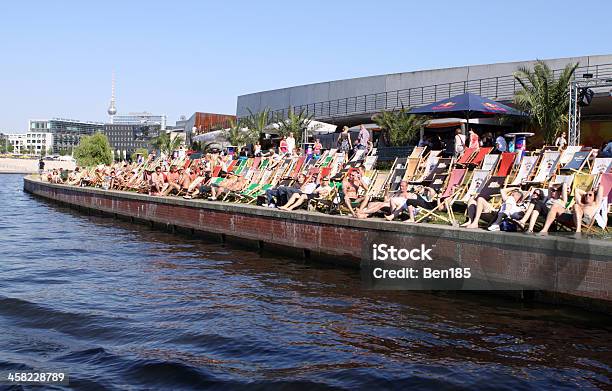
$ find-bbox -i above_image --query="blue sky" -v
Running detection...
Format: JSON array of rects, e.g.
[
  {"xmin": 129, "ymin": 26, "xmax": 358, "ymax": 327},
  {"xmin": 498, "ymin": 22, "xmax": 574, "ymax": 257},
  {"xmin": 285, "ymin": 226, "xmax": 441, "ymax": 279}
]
[{"xmin": 1, "ymin": 0, "xmax": 611, "ymax": 131}]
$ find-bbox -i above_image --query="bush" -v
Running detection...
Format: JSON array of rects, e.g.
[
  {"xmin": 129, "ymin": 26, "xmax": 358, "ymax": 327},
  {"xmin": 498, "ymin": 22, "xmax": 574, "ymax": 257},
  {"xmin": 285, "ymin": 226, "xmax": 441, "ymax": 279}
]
[{"xmin": 73, "ymin": 132, "xmax": 113, "ymax": 167}]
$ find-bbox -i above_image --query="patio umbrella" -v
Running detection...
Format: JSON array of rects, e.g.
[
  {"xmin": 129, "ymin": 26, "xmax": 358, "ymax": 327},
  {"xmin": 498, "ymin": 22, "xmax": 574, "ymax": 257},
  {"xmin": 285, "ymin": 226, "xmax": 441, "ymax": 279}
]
[{"xmin": 408, "ymin": 92, "xmax": 527, "ymax": 125}]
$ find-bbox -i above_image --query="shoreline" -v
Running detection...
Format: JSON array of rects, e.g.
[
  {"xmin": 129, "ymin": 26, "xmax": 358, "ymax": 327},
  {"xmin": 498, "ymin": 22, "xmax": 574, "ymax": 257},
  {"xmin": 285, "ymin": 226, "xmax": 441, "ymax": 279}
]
[{"xmin": 22, "ymin": 176, "xmax": 612, "ymax": 313}]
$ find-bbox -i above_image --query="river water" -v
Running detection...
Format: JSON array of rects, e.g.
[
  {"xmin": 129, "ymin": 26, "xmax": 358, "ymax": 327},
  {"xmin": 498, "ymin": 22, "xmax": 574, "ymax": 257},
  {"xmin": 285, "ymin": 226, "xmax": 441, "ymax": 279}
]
[{"xmin": 1, "ymin": 174, "xmax": 610, "ymax": 390}]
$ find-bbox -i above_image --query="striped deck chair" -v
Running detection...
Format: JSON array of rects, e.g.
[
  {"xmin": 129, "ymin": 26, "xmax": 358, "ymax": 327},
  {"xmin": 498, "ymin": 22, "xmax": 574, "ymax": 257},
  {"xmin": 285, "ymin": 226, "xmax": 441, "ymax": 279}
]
[
  {"xmin": 510, "ymin": 155, "xmax": 539, "ymax": 186},
  {"xmin": 402, "ymin": 157, "xmax": 421, "ymax": 182},
  {"xmin": 560, "ymin": 150, "xmax": 592, "ymax": 172},
  {"xmin": 495, "ymin": 152, "xmax": 516, "ymax": 177},
  {"xmin": 468, "ymin": 147, "xmax": 493, "ymax": 167},
  {"xmin": 524, "ymin": 150, "xmax": 561, "ymax": 186},
  {"xmin": 558, "ymin": 145, "xmax": 583, "ymax": 166},
  {"xmin": 410, "ymin": 146, "xmax": 426, "ymax": 158},
  {"xmin": 365, "ymin": 170, "xmax": 390, "ymax": 200},
  {"xmin": 419, "ymin": 158, "xmax": 453, "ymax": 183},
  {"xmin": 455, "ymin": 147, "xmax": 478, "ymax": 167},
  {"xmin": 287, "ymin": 156, "xmax": 306, "ymax": 179},
  {"xmin": 350, "ymin": 149, "xmax": 366, "ymax": 162},
  {"xmin": 481, "ymin": 154, "xmax": 500, "ymax": 172},
  {"xmin": 364, "ymin": 155, "xmax": 378, "ymax": 171},
  {"xmin": 225, "ymin": 159, "xmax": 238, "ymax": 173}
]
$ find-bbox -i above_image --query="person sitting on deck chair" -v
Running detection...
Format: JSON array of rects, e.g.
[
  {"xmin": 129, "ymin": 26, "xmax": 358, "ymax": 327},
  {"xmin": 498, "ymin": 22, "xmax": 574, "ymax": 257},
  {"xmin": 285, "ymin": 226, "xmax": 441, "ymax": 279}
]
[
  {"xmin": 265, "ymin": 173, "xmax": 307, "ymax": 208},
  {"xmin": 463, "ymin": 187, "xmax": 526, "ymax": 230},
  {"xmin": 342, "ymin": 169, "xmax": 368, "ymax": 217},
  {"xmin": 149, "ymin": 166, "xmax": 166, "ymax": 196},
  {"xmin": 356, "ymin": 180, "xmax": 411, "ymax": 219},
  {"xmin": 540, "ymin": 184, "xmax": 603, "ymax": 234},
  {"xmin": 515, "ymin": 183, "xmax": 567, "ymax": 233},
  {"xmin": 279, "ymin": 176, "xmax": 331, "ymax": 211}
]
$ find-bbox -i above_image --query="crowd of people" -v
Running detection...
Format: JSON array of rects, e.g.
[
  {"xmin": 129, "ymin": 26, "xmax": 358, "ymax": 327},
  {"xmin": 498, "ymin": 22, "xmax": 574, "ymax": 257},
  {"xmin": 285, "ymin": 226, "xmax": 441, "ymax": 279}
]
[{"xmin": 41, "ymin": 128, "xmax": 611, "ymax": 236}]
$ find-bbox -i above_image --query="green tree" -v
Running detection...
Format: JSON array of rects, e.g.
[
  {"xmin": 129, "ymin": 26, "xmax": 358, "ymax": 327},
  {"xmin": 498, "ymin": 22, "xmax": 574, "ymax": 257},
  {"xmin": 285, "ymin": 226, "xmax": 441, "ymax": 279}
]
[
  {"xmin": 224, "ymin": 118, "xmax": 247, "ymax": 147},
  {"xmin": 131, "ymin": 148, "xmax": 149, "ymax": 162},
  {"xmin": 73, "ymin": 132, "xmax": 113, "ymax": 166},
  {"xmin": 7, "ymin": 143, "xmax": 14, "ymax": 153},
  {"xmin": 373, "ymin": 108, "xmax": 427, "ymax": 146},
  {"xmin": 152, "ymin": 132, "xmax": 182, "ymax": 156},
  {"xmin": 275, "ymin": 107, "xmax": 312, "ymax": 143},
  {"xmin": 513, "ymin": 60, "xmax": 578, "ymax": 144},
  {"xmin": 241, "ymin": 107, "xmax": 270, "ymax": 144}
]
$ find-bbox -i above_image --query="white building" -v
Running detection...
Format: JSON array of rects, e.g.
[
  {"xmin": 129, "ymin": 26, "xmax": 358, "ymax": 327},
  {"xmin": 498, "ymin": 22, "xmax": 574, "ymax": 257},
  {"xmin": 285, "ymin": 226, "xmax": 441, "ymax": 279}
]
[
  {"xmin": 26, "ymin": 132, "xmax": 54, "ymax": 155},
  {"xmin": 6, "ymin": 134, "xmax": 27, "ymax": 154}
]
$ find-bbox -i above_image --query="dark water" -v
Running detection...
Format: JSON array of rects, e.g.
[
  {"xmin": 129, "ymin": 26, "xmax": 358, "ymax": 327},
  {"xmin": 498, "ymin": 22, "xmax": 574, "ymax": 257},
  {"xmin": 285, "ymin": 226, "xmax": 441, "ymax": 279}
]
[{"xmin": 1, "ymin": 174, "xmax": 611, "ymax": 390}]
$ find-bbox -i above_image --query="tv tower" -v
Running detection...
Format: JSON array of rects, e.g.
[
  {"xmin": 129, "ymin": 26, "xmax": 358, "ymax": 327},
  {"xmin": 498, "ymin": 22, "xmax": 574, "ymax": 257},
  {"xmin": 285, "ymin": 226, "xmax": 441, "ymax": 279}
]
[{"xmin": 107, "ymin": 71, "xmax": 117, "ymax": 123}]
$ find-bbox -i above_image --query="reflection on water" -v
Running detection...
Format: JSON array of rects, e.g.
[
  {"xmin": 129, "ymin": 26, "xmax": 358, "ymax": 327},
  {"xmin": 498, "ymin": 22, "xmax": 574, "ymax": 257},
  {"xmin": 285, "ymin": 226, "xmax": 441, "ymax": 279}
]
[{"xmin": 1, "ymin": 174, "xmax": 611, "ymax": 390}]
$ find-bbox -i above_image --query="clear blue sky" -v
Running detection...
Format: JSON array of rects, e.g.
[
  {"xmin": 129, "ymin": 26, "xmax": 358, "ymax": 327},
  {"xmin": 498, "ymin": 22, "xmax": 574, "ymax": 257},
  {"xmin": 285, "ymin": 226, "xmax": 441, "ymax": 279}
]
[{"xmin": 1, "ymin": 0, "xmax": 611, "ymax": 131}]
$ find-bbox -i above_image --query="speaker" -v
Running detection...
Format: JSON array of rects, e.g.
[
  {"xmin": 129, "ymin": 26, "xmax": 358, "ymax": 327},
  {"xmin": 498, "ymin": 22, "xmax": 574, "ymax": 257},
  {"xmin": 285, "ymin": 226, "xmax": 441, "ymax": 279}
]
[{"xmin": 578, "ymin": 88, "xmax": 594, "ymax": 107}]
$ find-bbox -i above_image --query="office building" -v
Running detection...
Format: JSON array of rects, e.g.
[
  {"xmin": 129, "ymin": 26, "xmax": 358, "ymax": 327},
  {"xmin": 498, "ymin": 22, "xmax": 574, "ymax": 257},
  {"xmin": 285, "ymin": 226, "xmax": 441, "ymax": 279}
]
[
  {"xmin": 112, "ymin": 112, "xmax": 167, "ymax": 130},
  {"xmin": 29, "ymin": 118, "xmax": 104, "ymax": 154},
  {"xmin": 102, "ymin": 123, "xmax": 162, "ymax": 159}
]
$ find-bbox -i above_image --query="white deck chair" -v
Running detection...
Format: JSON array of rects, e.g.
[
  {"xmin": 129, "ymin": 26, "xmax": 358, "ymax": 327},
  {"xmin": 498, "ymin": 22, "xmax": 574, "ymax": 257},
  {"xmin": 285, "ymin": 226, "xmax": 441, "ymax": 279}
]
[
  {"xmin": 591, "ymin": 158, "xmax": 612, "ymax": 175},
  {"xmin": 414, "ymin": 155, "xmax": 440, "ymax": 182},
  {"xmin": 459, "ymin": 169, "xmax": 491, "ymax": 203},
  {"xmin": 510, "ymin": 155, "xmax": 539, "ymax": 185},
  {"xmin": 559, "ymin": 146, "xmax": 583, "ymax": 166},
  {"xmin": 481, "ymin": 154, "xmax": 500, "ymax": 172},
  {"xmin": 525, "ymin": 151, "xmax": 561, "ymax": 185}
]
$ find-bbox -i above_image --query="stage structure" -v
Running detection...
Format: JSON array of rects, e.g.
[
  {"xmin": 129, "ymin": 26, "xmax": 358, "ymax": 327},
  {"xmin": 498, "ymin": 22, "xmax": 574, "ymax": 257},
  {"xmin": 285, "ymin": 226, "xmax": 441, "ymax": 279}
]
[{"xmin": 568, "ymin": 77, "xmax": 612, "ymax": 146}]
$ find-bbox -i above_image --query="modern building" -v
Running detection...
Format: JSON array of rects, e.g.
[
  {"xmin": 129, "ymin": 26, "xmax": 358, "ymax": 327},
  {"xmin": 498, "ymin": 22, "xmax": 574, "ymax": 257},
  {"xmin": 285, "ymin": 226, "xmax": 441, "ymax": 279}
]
[
  {"xmin": 29, "ymin": 118, "xmax": 105, "ymax": 154},
  {"xmin": 111, "ymin": 112, "xmax": 167, "ymax": 130},
  {"xmin": 102, "ymin": 123, "xmax": 162, "ymax": 159},
  {"xmin": 237, "ymin": 54, "xmax": 612, "ymax": 147}
]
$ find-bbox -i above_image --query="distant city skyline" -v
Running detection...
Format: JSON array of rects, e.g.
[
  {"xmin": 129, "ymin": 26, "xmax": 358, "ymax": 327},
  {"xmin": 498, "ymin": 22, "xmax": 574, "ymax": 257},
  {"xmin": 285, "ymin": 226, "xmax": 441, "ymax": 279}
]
[{"xmin": 1, "ymin": 0, "xmax": 612, "ymax": 130}]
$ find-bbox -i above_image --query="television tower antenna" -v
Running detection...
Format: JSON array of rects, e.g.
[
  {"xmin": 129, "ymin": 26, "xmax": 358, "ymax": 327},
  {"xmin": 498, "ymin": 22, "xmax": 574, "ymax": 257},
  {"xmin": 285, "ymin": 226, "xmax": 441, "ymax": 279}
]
[{"xmin": 107, "ymin": 71, "xmax": 117, "ymax": 123}]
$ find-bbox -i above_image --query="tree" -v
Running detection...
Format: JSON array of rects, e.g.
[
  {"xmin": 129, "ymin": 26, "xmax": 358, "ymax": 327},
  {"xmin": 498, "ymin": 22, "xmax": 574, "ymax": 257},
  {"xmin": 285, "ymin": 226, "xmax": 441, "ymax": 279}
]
[
  {"xmin": 131, "ymin": 148, "xmax": 148, "ymax": 162},
  {"xmin": 152, "ymin": 132, "xmax": 182, "ymax": 156},
  {"xmin": 241, "ymin": 107, "xmax": 270, "ymax": 144},
  {"xmin": 513, "ymin": 60, "xmax": 578, "ymax": 144},
  {"xmin": 73, "ymin": 132, "xmax": 113, "ymax": 166},
  {"xmin": 275, "ymin": 107, "xmax": 312, "ymax": 143},
  {"xmin": 373, "ymin": 108, "xmax": 427, "ymax": 146},
  {"xmin": 224, "ymin": 118, "xmax": 248, "ymax": 147}
]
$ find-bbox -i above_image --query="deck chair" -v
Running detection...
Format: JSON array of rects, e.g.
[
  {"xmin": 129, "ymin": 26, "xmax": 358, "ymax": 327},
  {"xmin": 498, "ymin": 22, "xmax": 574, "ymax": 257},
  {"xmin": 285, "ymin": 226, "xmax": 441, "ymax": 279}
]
[
  {"xmin": 551, "ymin": 174, "xmax": 575, "ymax": 188},
  {"xmin": 350, "ymin": 149, "xmax": 366, "ymax": 162},
  {"xmin": 495, "ymin": 152, "xmax": 516, "ymax": 177},
  {"xmin": 524, "ymin": 150, "xmax": 561, "ymax": 186},
  {"xmin": 417, "ymin": 158, "xmax": 453, "ymax": 184},
  {"xmin": 364, "ymin": 155, "xmax": 378, "ymax": 171},
  {"xmin": 468, "ymin": 147, "xmax": 493, "ymax": 168},
  {"xmin": 415, "ymin": 169, "xmax": 468, "ymax": 224},
  {"xmin": 413, "ymin": 155, "xmax": 440, "ymax": 183},
  {"xmin": 388, "ymin": 158, "xmax": 408, "ymax": 192},
  {"xmin": 402, "ymin": 157, "xmax": 421, "ymax": 182},
  {"xmin": 510, "ymin": 155, "xmax": 539, "ymax": 186},
  {"xmin": 558, "ymin": 146, "xmax": 583, "ymax": 166},
  {"xmin": 591, "ymin": 158, "xmax": 612, "ymax": 175},
  {"xmin": 560, "ymin": 150, "xmax": 592, "ymax": 172},
  {"xmin": 455, "ymin": 147, "xmax": 478, "ymax": 167},
  {"xmin": 572, "ymin": 173, "xmax": 595, "ymax": 193},
  {"xmin": 409, "ymin": 146, "xmax": 426, "ymax": 158},
  {"xmin": 457, "ymin": 169, "xmax": 491, "ymax": 203},
  {"xmin": 481, "ymin": 154, "xmax": 500, "ymax": 172}
]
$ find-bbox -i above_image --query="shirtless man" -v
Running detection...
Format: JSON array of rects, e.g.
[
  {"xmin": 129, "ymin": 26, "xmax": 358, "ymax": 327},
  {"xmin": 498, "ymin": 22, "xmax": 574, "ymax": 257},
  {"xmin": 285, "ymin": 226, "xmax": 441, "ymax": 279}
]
[
  {"xmin": 540, "ymin": 184, "xmax": 603, "ymax": 234},
  {"xmin": 162, "ymin": 165, "xmax": 181, "ymax": 196},
  {"xmin": 342, "ymin": 169, "xmax": 367, "ymax": 217},
  {"xmin": 150, "ymin": 166, "xmax": 165, "ymax": 196}
]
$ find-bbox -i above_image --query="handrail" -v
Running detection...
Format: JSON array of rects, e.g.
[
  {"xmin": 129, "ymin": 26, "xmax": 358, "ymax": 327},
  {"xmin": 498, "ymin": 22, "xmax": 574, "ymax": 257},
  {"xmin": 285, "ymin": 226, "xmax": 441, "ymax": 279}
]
[{"xmin": 245, "ymin": 63, "xmax": 612, "ymax": 122}]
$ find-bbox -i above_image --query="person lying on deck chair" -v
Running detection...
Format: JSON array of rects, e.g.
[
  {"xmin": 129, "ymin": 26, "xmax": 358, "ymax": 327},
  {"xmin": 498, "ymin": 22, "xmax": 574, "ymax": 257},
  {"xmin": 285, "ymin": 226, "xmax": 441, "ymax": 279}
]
[
  {"xmin": 209, "ymin": 173, "xmax": 247, "ymax": 201},
  {"xmin": 463, "ymin": 187, "xmax": 526, "ymax": 230},
  {"xmin": 403, "ymin": 185, "xmax": 457, "ymax": 223},
  {"xmin": 539, "ymin": 184, "xmax": 603, "ymax": 234},
  {"xmin": 279, "ymin": 176, "xmax": 330, "ymax": 211},
  {"xmin": 515, "ymin": 183, "xmax": 567, "ymax": 233},
  {"xmin": 356, "ymin": 180, "xmax": 411, "ymax": 219},
  {"xmin": 265, "ymin": 173, "xmax": 307, "ymax": 208},
  {"xmin": 342, "ymin": 169, "xmax": 368, "ymax": 217}
]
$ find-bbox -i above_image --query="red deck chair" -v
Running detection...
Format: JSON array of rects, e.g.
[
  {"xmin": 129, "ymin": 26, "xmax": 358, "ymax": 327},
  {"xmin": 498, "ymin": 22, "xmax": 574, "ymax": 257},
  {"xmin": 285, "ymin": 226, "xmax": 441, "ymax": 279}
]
[
  {"xmin": 226, "ymin": 160, "xmax": 238, "ymax": 173},
  {"xmin": 251, "ymin": 157, "xmax": 261, "ymax": 170},
  {"xmin": 440, "ymin": 169, "xmax": 467, "ymax": 199},
  {"xmin": 456, "ymin": 147, "xmax": 478, "ymax": 166},
  {"xmin": 495, "ymin": 152, "xmax": 516, "ymax": 177},
  {"xmin": 211, "ymin": 165, "xmax": 222, "ymax": 177},
  {"xmin": 468, "ymin": 147, "xmax": 493, "ymax": 167},
  {"xmin": 320, "ymin": 167, "xmax": 332, "ymax": 179}
]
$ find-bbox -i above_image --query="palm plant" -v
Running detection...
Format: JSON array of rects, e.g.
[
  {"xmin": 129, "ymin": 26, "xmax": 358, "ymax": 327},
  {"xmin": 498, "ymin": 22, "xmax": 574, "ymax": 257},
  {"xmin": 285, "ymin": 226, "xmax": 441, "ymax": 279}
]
[
  {"xmin": 275, "ymin": 106, "xmax": 312, "ymax": 143},
  {"xmin": 513, "ymin": 60, "xmax": 578, "ymax": 144},
  {"xmin": 224, "ymin": 118, "xmax": 248, "ymax": 147},
  {"xmin": 242, "ymin": 108, "xmax": 271, "ymax": 143},
  {"xmin": 151, "ymin": 132, "xmax": 183, "ymax": 156},
  {"xmin": 372, "ymin": 108, "xmax": 426, "ymax": 146}
]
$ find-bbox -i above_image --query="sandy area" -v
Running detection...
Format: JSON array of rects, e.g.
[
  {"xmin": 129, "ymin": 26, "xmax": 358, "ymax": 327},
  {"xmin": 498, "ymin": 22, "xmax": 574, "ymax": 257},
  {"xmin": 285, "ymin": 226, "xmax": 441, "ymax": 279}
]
[{"xmin": 0, "ymin": 158, "xmax": 76, "ymax": 173}]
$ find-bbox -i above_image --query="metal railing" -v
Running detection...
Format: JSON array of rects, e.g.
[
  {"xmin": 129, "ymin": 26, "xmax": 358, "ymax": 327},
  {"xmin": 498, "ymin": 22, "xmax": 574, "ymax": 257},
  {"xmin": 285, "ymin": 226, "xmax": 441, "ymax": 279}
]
[{"xmin": 250, "ymin": 62, "xmax": 612, "ymax": 122}]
